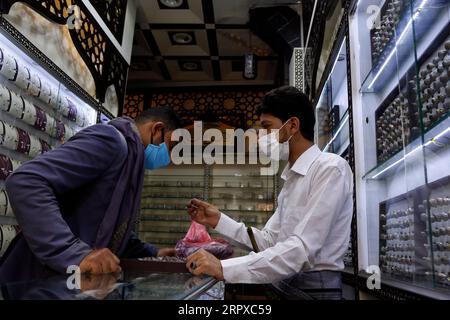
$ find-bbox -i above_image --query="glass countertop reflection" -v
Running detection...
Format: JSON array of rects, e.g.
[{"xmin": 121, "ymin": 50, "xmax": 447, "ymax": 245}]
[
  {"xmin": 0, "ymin": 269, "xmax": 220, "ymax": 300},
  {"xmin": 119, "ymin": 271, "xmax": 220, "ymax": 300}
]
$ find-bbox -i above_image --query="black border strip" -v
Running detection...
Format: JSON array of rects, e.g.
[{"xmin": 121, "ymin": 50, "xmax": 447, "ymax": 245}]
[
  {"xmin": 126, "ymin": 84, "xmax": 276, "ymax": 94},
  {"xmin": 158, "ymin": 61, "xmax": 172, "ymax": 81},
  {"xmin": 211, "ymin": 59, "xmax": 221, "ymax": 81},
  {"xmin": 142, "ymin": 30, "xmax": 162, "ymax": 56},
  {"xmin": 207, "ymin": 29, "xmax": 219, "ymax": 56},
  {"xmin": 146, "ymin": 24, "xmax": 251, "ymax": 30},
  {"xmin": 201, "ymin": 0, "xmax": 215, "ymax": 24},
  {"xmin": 133, "ymin": 55, "xmax": 279, "ymax": 61},
  {"xmin": 215, "ymin": 24, "xmax": 249, "ymax": 29},
  {"xmin": 148, "ymin": 23, "xmax": 206, "ymax": 30}
]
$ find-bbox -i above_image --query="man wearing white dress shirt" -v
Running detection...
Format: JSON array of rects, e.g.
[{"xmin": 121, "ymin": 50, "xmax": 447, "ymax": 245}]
[{"xmin": 186, "ymin": 86, "xmax": 353, "ymax": 300}]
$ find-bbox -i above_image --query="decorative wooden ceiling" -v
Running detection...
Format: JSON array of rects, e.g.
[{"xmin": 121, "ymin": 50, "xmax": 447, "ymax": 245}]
[{"xmin": 129, "ymin": 0, "xmax": 289, "ymax": 88}]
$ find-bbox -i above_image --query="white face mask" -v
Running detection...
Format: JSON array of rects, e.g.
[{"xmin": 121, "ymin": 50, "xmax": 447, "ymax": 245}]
[{"xmin": 258, "ymin": 120, "xmax": 293, "ymax": 161}]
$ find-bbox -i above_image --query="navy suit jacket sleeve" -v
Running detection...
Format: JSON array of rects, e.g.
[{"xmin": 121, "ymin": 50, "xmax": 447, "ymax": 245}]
[
  {"xmin": 5, "ymin": 124, "xmax": 127, "ymax": 273},
  {"xmin": 122, "ymin": 232, "xmax": 159, "ymax": 258}
]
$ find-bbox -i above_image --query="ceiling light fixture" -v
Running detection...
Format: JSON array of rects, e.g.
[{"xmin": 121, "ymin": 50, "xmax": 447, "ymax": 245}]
[
  {"xmin": 183, "ymin": 62, "xmax": 199, "ymax": 71},
  {"xmin": 160, "ymin": 0, "xmax": 184, "ymax": 8},
  {"xmin": 243, "ymin": 30, "xmax": 258, "ymax": 80},
  {"xmin": 172, "ymin": 33, "xmax": 193, "ymax": 44},
  {"xmin": 244, "ymin": 53, "xmax": 257, "ymax": 80}
]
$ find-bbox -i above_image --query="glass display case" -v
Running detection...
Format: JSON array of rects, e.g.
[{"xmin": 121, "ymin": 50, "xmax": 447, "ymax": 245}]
[
  {"xmin": 208, "ymin": 163, "xmax": 276, "ymax": 228},
  {"xmin": 315, "ymin": 39, "xmax": 350, "ymax": 157},
  {"xmin": 0, "ymin": 266, "xmax": 221, "ymax": 300},
  {"xmin": 139, "ymin": 165, "xmax": 206, "ymax": 248},
  {"xmin": 349, "ymin": 0, "xmax": 450, "ymax": 297},
  {"xmin": 315, "ymin": 36, "xmax": 353, "ymax": 269},
  {"xmin": 138, "ymin": 161, "xmax": 277, "ymax": 256},
  {"xmin": 0, "ymin": 22, "xmax": 99, "ymax": 257}
]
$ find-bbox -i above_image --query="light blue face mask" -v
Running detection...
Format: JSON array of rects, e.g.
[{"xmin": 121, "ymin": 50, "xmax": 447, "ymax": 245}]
[{"xmin": 144, "ymin": 129, "xmax": 171, "ymax": 170}]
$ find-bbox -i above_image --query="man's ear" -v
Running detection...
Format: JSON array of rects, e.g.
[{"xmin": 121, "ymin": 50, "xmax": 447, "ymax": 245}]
[
  {"xmin": 151, "ymin": 122, "xmax": 166, "ymax": 144},
  {"xmin": 151, "ymin": 122, "xmax": 165, "ymax": 135},
  {"xmin": 290, "ymin": 117, "xmax": 301, "ymax": 135},
  {"xmin": 139, "ymin": 122, "xmax": 154, "ymax": 146}
]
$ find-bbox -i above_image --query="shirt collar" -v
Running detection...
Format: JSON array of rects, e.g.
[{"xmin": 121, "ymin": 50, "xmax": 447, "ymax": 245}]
[{"xmin": 281, "ymin": 145, "xmax": 322, "ymax": 180}]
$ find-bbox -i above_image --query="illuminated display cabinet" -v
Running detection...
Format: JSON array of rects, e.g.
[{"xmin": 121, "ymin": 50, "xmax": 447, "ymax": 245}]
[
  {"xmin": 314, "ymin": 33, "xmax": 353, "ymax": 268},
  {"xmin": 349, "ymin": 0, "xmax": 450, "ymax": 297},
  {"xmin": 0, "ymin": 23, "xmax": 99, "ymax": 257},
  {"xmin": 315, "ymin": 39, "xmax": 350, "ymax": 161},
  {"xmin": 138, "ymin": 161, "xmax": 278, "ymax": 256}
]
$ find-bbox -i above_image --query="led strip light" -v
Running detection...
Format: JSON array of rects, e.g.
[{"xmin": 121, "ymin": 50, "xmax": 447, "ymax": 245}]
[
  {"xmin": 323, "ymin": 114, "xmax": 349, "ymax": 152},
  {"xmin": 371, "ymin": 125, "xmax": 450, "ymax": 179},
  {"xmin": 368, "ymin": 0, "xmax": 430, "ymax": 90}
]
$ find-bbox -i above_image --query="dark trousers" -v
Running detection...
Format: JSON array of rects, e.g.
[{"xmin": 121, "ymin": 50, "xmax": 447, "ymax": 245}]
[{"xmin": 270, "ymin": 271, "xmax": 343, "ymax": 300}]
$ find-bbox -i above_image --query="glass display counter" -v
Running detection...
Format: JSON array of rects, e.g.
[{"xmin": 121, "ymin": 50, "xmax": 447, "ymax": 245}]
[{"xmin": 0, "ymin": 267, "xmax": 221, "ymax": 300}]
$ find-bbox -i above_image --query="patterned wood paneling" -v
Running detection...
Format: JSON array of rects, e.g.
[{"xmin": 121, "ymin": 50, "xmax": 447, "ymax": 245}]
[
  {"xmin": 122, "ymin": 94, "xmax": 144, "ymax": 119},
  {"xmin": 123, "ymin": 89, "xmax": 270, "ymax": 129}
]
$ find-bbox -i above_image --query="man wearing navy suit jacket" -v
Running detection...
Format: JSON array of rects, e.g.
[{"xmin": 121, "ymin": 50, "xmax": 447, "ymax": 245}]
[{"xmin": 0, "ymin": 107, "xmax": 181, "ymax": 283}]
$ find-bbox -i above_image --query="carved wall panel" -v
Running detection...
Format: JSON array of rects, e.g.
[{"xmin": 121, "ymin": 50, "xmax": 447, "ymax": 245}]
[
  {"xmin": 122, "ymin": 94, "xmax": 144, "ymax": 119},
  {"xmin": 89, "ymin": 0, "xmax": 127, "ymax": 43},
  {"xmin": 123, "ymin": 89, "xmax": 271, "ymax": 129}
]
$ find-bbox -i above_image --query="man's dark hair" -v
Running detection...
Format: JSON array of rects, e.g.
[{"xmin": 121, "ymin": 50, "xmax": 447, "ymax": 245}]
[
  {"xmin": 135, "ymin": 107, "xmax": 182, "ymax": 130},
  {"xmin": 257, "ymin": 86, "xmax": 315, "ymax": 141}
]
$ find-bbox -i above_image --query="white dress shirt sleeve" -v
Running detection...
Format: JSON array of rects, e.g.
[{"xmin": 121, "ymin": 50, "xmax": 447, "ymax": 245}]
[
  {"xmin": 215, "ymin": 208, "xmax": 281, "ymax": 251},
  {"xmin": 220, "ymin": 166, "xmax": 352, "ymax": 284}
]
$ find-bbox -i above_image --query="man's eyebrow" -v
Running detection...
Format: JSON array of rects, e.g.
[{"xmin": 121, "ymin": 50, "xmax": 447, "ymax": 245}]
[{"xmin": 261, "ymin": 121, "xmax": 271, "ymax": 126}]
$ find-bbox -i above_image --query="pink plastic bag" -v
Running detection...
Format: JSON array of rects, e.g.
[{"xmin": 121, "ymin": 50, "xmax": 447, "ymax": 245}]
[{"xmin": 175, "ymin": 221, "xmax": 233, "ymax": 259}]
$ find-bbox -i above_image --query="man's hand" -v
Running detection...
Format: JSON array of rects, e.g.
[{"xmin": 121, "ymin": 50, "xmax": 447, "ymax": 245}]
[
  {"xmin": 157, "ymin": 247, "xmax": 177, "ymax": 257},
  {"xmin": 186, "ymin": 249, "xmax": 224, "ymax": 280},
  {"xmin": 79, "ymin": 248, "xmax": 122, "ymax": 274},
  {"xmin": 186, "ymin": 199, "xmax": 221, "ymax": 229}
]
